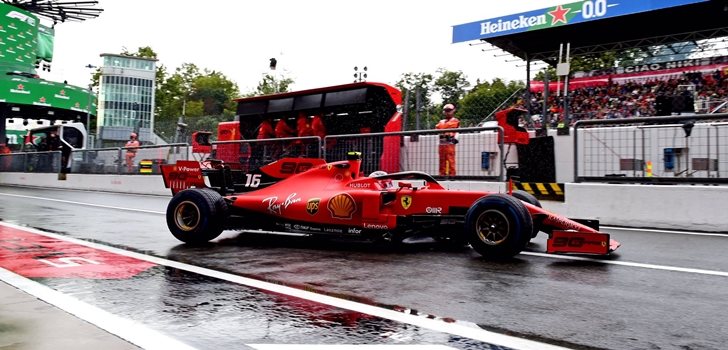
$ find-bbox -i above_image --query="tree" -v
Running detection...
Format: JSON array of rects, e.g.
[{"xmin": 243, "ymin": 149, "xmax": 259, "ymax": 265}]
[
  {"xmin": 192, "ymin": 70, "xmax": 239, "ymax": 117},
  {"xmin": 152, "ymin": 61, "xmax": 239, "ymax": 141},
  {"xmin": 245, "ymin": 74, "xmax": 294, "ymax": 96},
  {"xmin": 458, "ymin": 78, "xmax": 525, "ymax": 126},
  {"xmin": 396, "ymin": 72, "xmax": 434, "ymax": 130},
  {"xmin": 122, "ymin": 46, "xmax": 157, "ymax": 59},
  {"xmin": 433, "ymin": 69, "xmax": 470, "ymax": 106}
]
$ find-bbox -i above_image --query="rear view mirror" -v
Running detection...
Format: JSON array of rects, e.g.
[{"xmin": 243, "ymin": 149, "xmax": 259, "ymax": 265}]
[{"xmin": 398, "ymin": 181, "xmax": 412, "ymax": 189}]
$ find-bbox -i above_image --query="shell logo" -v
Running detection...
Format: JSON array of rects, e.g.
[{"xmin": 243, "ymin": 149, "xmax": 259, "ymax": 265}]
[{"xmin": 327, "ymin": 193, "xmax": 357, "ymax": 219}]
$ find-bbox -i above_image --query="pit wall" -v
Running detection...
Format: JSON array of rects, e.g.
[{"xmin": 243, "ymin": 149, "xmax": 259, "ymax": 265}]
[
  {"xmin": 0, "ymin": 172, "xmax": 725, "ymax": 233},
  {"xmin": 0, "ymin": 173, "xmax": 171, "ymax": 196}
]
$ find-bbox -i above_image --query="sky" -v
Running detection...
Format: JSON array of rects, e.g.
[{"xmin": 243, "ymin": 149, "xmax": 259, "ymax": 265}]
[{"xmin": 42, "ymin": 0, "xmax": 573, "ymax": 94}]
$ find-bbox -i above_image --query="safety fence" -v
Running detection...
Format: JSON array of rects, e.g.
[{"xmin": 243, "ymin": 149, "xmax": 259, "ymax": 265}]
[
  {"xmin": 9, "ymin": 117, "xmax": 728, "ymax": 185},
  {"xmin": 0, "ymin": 151, "xmax": 62, "ymax": 173},
  {"xmin": 324, "ymin": 127, "xmax": 505, "ymax": 180},
  {"xmin": 0, "ymin": 144, "xmax": 189, "ymax": 175},
  {"xmin": 73, "ymin": 143, "xmax": 190, "ymax": 175},
  {"xmin": 211, "ymin": 136, "xmax": 322, "ymax": 172},
  {"xmin": 574, "ymin": 113, "xmax": 728, "ymax": 184},
  {"xmin": 207, "ymin": 127, "xmax": 505, "ymax": 180}
]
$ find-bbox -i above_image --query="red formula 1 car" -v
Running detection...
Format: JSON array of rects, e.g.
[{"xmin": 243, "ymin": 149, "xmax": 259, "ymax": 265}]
[{"xmin": 160, "ymin": 152, "xmax": 620, "ymax": 259}]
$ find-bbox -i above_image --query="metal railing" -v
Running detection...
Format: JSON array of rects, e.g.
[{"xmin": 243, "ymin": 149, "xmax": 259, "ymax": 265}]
[
  {"xmin": 0, "ymin": 151, "xmax": 62, "ymax": 173},
  {"xmin": 211, "ymin": 136, "xmax": 322, "ymax": 171},
  {"xmin": 206, "ymin": 128, "xmax": 504, "ymax": 180},
  {"xmin": 121, "ymin": 143, "xmax": 190, "ymax": 175},
  {"xmin": 324, "ymin": 127, "xmax": 505, "ymax": 181},
  {"xmin": 71, "ymin": 147, "xmax": 125, "ymax": 175},
  {"xmin": 574, "ymin": 113, "xmax": 728, "ymax": 184},
  {"xmin": 0, "ymin": 144, "xmax": 189, "ymax": 175}
]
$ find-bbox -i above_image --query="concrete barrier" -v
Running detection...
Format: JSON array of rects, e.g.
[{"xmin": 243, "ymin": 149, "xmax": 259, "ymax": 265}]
[
  {"xmin": 560, "ymin": 183, "xmax": 728, "ymax": 233},
  {"xmin": 0, "ymin": 172, "xmax": 171, "ymax": 196},
  {"xmin": 441, "ymin": 180, "xmax": 727, "ymax": 232},
  {"xmin": 1, "ymin": 172, "xmax": 726, "ymax": 233}
]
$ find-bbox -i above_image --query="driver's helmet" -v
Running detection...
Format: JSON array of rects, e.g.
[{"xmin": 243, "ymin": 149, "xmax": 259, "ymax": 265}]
[{"xmin": 369, "ymin": 171, "xmax": 393, "ymax": 188}]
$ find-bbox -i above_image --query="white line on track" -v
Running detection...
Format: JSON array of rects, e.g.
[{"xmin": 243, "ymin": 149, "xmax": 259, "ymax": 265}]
[
  {"xmin": 0, "ymin": 192, "xmax": 164, "ymax": 214},
  {"xmin": 0, "ymin": 266, "xmax": 197, "ymax": 350},
  {"xmin": 0, "ymin": 221, "xmax": 568, "ymax": 350},
  {"xmin": 602, "ymin": 225, "xmax": 727, "ymax": 237},
  {"xmin": 521, "ymin": 252, "xmax": 728, "ymax": 277}
]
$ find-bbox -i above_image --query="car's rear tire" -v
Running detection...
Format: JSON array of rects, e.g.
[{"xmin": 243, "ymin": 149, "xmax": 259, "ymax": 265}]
[
  {"xmin": 167, "ymin": 188, "xmax": 228, "ymax": 244},
  {"xmin": 465, "ymin": 194, "xmax": 533, "ymax": 259},
  {"xmin": 511, "ymin": 190, "xmax": 542, "ymax": 237}
]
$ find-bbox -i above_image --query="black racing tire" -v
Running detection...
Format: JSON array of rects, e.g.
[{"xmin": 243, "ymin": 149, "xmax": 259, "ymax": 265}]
[
  {"xmin": 511, "ymin": 190, "xmax": 541, "ymax": 208},
  {"xmin": 166, "ymin": 188, "xmax": 228, "ymax": 244},
  {"xmin": 464, "ymin": 194, "xmax": 533, "ymax": 259},
  {"xmin": 511, "ymin": 190, "xmax": 542, "ymax": 238}
]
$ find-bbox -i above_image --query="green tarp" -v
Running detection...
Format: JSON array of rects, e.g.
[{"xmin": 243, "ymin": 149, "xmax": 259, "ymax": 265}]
[
  {"xmin": 0, "ymin": 3, "xmax": 38, "ymax": 72},
  {"xmin": 36, "ymin": 24, "xmax": 53, "ymax": 62}
]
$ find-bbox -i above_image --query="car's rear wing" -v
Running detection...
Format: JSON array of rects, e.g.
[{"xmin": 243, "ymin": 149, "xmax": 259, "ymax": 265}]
[
  {"xmin": 161, "ymin": 158, "xmax": 329, "ymax": 195},
  {"xmin": 160, "ymin": 160, "xmax": 207, "ymax": 195}
]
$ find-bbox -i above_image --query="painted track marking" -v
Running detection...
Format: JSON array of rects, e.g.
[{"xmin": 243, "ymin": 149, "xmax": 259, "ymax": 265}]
[
  {"xmin": 602, "ymin": 225, "xmax": 727, "ymax": 237},
  {"xmin": 0, "ymin": 221, "xmax": 567, "ymax": 350},
  {"xmin": 0, "ymin": 267, "xmax": 197, "ymax": 350},
  {"xmin": 522, "ymin": 252, "xmax": 728, "ymax": 277},
  {"xmin": 0, "ymin": 192, "xmax": 164, "ymax": 214}
]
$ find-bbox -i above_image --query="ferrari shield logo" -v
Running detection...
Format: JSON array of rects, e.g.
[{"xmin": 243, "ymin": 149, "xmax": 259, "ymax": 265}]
[
  {"xmin": 306, "ymin": 198, "xmax": 320, "ymax": 215},
  {"xmin": 400, "ymin": 195, "xmax": 412, "ymax": 210}
]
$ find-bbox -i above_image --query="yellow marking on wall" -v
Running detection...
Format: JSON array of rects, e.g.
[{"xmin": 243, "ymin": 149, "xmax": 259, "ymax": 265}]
[
  {"xmin": 549, "ymin": 183, "xmax": 563, "ymax": 195},
  {"xmin": 521, "ymin": 183, "xmax": 534, "ymax": 194}
]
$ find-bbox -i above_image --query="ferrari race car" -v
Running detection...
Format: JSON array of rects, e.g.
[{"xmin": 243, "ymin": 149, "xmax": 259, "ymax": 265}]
[{"xmin": 160, "ymin": 152, "xmax": 620, "ymax": 259}]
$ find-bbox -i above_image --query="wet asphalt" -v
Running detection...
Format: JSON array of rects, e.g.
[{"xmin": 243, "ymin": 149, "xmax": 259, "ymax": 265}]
[{"xmin": 0, "ymin": 185, "xmax": 727, "ymax": 350}]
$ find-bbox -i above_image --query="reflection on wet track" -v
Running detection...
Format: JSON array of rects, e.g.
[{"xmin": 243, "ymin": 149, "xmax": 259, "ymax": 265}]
[
  {"xmin": 1, "ymin": 186, "xmax": 728, "ymax": 350},
  {"xmin": 40, "ymin": 267, "xmax": 494, "ymax": 349}
]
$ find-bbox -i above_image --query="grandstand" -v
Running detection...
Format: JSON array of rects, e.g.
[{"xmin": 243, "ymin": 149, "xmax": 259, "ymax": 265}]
[
  {"xmin": 452, "ymin": 0, "xmax": 728, "ymax": 123},
  {"xmin": 531, "ymin": 63, "xmax": 728, "ymax": 125}
]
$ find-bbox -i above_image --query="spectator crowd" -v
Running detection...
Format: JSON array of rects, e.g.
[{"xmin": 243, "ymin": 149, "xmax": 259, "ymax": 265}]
[{"xmin": 525, "ymin": 69, "xmax": 728, "ymax": 127}]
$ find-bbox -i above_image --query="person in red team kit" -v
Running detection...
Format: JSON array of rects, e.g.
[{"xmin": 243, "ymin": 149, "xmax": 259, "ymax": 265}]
[
  {"xmin": 435, "ymin": 103, "xmax": 460, "ymax": 176},
  {"xmin": 295, "ymin": 113, "xmax": 314, "ymax": 156},
  {"xmin": 275, "ymin": 118, "xmax": 295, "ymax": 138},
  {"xmin": 257, "ymin": 118, "xmax": 275, "ymax": 139},
  {"xmin": 296, "ymin": 113, "xmax": 314, "ymax": 137}
]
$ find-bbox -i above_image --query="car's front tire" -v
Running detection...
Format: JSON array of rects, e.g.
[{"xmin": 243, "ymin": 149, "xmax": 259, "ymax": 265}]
[
  {"xmin": 511, "ymin": 190, "xmax": 542, "ymax": 238},
  {"xmin": 167, "ymin": 188, "xmax": 228, "ymax": 244},
  {"xmin": 464, "ymin": 194, "xmax": 533, "ymax": 259}
]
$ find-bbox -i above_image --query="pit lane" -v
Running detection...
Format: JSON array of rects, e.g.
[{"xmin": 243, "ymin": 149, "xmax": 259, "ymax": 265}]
[{"xmin": 1, "ymin": 186, "xmax": 727, "ymax": 350}]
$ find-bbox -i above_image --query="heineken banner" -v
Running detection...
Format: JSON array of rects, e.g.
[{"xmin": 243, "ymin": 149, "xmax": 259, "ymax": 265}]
[
  {"xmin": 0, "ymin": 3, "xmax": 38, "ymax": 72},
  {"xmin": 452, "ymin": 0, "xmax": 710, "ymax": 43},
  {"xmin": 0, "ymin": 74, "xmax": 96, "ymax": 115},
  {"xmin": 4, "ymin": 128, "xmax": 24, "ymax": 146}
]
